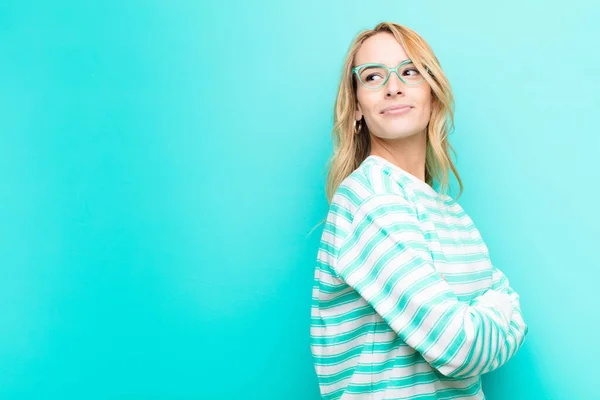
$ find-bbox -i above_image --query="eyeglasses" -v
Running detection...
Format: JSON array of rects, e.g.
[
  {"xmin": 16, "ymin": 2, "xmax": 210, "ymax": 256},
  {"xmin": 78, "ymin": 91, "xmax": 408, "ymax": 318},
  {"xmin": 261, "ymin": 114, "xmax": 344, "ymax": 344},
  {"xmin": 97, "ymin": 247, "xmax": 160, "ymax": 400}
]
[{"xmin": 351, "ymin": 59, "xmax": 429, "ymax": 90}]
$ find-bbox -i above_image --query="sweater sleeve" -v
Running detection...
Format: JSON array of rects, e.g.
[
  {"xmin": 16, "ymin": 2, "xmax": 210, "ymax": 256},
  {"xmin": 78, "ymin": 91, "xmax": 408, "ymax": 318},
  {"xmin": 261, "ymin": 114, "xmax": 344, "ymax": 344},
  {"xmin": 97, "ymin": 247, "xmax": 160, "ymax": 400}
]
[
  {"xmin": 333, "ymin": 193, "xmax": 520, "ymax": 378},
  {"xmin": 478, "ymin": 263, "xmax": 529, "ymax": 373}
]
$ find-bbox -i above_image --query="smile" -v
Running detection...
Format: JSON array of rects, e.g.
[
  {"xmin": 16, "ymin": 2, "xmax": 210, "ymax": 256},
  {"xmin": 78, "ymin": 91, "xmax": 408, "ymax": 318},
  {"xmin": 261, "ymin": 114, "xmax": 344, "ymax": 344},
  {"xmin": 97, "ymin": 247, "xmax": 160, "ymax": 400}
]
[{"xmin": 382, "ymin": 106, "xmax": 412, "ymax": 115}]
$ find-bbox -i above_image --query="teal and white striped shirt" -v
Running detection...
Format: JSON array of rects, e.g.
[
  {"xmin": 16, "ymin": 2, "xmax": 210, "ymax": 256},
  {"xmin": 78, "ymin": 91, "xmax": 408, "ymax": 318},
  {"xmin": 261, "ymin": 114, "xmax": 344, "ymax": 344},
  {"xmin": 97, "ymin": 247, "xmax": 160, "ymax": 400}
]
[{"xmin": 310, "ymin": 155, "xmax": 529, "ymax": 399}]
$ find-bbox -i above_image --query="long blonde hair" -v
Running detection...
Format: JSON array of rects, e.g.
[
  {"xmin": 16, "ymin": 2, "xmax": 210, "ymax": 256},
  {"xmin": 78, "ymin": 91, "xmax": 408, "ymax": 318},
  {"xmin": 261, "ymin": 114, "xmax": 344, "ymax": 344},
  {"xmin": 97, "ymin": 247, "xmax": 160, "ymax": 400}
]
[{"xmin": 309, "ymin": 22, "xmax": 463, "ymax": 236}]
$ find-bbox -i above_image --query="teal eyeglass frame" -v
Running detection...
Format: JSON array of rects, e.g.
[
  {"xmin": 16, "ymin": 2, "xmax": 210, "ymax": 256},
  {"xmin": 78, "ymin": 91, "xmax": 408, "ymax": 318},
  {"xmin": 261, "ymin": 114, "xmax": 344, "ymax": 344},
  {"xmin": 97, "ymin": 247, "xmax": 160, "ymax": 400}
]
[{"xmin": 352, "ymin": 59, "xmax": 430, "ymax": 90}]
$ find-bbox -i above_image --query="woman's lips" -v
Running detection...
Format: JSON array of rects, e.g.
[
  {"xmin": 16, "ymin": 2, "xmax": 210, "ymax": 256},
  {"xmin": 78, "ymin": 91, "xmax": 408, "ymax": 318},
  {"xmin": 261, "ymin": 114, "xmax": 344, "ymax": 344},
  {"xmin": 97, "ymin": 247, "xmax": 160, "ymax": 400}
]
[{"xmin": 382, "ymin": 106, "xmax": 412, "ymax": 115}]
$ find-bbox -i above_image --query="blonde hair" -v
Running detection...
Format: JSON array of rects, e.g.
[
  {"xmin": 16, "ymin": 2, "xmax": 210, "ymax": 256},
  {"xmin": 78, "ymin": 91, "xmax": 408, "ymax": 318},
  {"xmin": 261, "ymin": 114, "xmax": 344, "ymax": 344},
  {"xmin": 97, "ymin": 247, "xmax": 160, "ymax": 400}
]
[{"xmin": 308, "ymin": 22, "xmax": 463, "ymax": 236}]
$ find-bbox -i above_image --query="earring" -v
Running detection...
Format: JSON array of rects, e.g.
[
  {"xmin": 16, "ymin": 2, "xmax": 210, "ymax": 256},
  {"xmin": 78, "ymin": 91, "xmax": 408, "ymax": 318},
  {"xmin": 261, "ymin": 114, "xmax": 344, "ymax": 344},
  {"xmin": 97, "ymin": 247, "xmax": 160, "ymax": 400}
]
[{"xmin": 353, "ymin": 119, "xmax": 362, "ymax": 135}]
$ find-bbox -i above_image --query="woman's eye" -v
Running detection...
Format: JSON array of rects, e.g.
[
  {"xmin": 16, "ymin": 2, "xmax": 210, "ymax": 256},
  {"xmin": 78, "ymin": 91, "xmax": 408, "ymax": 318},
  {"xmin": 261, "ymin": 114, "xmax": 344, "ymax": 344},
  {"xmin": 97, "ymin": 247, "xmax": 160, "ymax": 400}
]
[
  {"xmin": 404, "ymin": 68, "xmax": 420, "ymax": 76},
  {"xmin": 366, "ymin": 73, "xmax": 383, "ymax": 81}
]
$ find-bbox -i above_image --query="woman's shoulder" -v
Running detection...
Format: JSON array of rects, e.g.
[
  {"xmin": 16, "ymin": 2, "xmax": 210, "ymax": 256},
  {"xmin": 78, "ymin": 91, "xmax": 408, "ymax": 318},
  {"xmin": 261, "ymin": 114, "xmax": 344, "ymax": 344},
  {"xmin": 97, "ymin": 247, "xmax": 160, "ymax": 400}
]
[{"xmin": 330, "ymin": 162, "xmax": 411, "ymax": 217}]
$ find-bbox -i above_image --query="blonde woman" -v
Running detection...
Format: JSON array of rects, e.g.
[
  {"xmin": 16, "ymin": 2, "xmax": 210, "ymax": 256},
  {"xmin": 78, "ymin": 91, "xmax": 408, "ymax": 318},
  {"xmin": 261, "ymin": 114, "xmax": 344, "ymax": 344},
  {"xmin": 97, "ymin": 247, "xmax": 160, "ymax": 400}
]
[{"xmin": 310, "ymin": 22, "xmax": 529, "ymax": 399}]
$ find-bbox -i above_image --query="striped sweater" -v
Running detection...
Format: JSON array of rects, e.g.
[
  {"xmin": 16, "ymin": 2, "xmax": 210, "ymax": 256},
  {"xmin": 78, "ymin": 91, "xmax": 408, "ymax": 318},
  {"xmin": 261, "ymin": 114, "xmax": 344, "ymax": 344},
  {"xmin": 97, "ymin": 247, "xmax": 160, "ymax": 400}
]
[{"xmin": 310, "ymin": 155, "xmax": 529, "ymax": 399}]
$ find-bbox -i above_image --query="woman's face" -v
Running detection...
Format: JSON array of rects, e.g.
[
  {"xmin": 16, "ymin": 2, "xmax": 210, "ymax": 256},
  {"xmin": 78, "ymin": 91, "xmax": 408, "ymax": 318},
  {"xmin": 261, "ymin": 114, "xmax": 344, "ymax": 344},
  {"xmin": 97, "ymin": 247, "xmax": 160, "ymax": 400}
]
[{"xmin": 353, "ymin": 33, "xmax": 433, "ymax": 141}]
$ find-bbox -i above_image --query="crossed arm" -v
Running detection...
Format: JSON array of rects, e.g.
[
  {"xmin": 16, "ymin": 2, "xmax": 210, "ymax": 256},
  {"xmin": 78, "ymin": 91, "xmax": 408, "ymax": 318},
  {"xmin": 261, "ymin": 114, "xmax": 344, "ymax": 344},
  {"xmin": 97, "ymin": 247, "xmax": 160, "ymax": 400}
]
[{"xmin": 334, "ymin": 193, "xmax": 529, "ymax": 378}]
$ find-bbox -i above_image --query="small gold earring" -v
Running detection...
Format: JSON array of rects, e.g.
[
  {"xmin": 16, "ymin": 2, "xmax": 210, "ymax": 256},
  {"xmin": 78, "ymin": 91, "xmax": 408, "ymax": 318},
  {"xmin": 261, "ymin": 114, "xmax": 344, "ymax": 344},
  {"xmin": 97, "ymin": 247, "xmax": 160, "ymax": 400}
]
[{"xmin": 353, "ymin": 119, "xmax": 362, "ymax": 135}]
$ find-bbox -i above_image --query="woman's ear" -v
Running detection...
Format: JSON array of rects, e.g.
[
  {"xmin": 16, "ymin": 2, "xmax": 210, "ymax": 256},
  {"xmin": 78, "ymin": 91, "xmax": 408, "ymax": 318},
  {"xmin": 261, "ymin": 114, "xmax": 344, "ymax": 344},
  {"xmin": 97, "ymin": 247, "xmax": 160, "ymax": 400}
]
[{"xmin": 355, "ymin": 102, "xmax": 363, "ymax": 121}]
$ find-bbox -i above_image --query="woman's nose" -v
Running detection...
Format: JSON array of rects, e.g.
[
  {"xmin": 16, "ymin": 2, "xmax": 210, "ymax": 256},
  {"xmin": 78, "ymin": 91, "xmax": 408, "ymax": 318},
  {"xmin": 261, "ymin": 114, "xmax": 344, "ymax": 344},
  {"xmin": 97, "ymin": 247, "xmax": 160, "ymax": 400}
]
[{"xmin": 385, "ymin": 71, "xmax": 405, "ymax": 96}]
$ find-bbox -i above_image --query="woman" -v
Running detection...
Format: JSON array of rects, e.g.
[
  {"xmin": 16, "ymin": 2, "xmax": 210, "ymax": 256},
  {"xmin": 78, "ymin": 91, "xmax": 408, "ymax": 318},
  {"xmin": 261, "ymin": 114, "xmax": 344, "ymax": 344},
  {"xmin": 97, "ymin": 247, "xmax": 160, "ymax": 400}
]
[{"xmin": 310, "ymin": 22, "xmax": 529, "ymax": 399}]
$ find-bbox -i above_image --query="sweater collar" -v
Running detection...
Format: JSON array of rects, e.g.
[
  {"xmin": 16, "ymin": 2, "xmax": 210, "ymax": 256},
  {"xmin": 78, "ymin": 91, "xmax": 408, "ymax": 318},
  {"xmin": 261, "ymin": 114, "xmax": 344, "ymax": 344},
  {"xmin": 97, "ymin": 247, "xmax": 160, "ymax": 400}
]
[{"xmin": 364, "ymin": 155, "xmax": 439, "ymax": 198}]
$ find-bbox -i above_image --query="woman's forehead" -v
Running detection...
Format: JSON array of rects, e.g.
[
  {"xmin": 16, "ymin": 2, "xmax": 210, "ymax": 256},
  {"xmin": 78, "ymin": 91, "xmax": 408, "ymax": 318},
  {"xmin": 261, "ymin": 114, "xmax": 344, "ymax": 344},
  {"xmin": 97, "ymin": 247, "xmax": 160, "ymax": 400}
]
[{"xmin": 355, "ymin": 33, "xmax": 408, "ymax": 66}]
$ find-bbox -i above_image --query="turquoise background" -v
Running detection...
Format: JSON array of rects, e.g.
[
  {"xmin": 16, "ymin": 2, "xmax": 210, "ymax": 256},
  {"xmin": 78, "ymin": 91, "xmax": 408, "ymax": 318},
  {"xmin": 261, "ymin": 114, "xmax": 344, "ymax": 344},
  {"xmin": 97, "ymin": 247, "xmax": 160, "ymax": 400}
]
[{"xmin": 1, "ymin": 1, "xmax": 598, "ymax": 398}]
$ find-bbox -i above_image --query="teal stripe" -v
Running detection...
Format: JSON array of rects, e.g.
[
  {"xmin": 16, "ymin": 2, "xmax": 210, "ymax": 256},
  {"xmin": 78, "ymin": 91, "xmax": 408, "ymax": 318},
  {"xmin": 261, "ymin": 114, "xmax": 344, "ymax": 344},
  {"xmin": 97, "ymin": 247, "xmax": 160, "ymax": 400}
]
[{"xmin": 310, "ymin": 304, "xmax": 374, "ymax": 328}]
